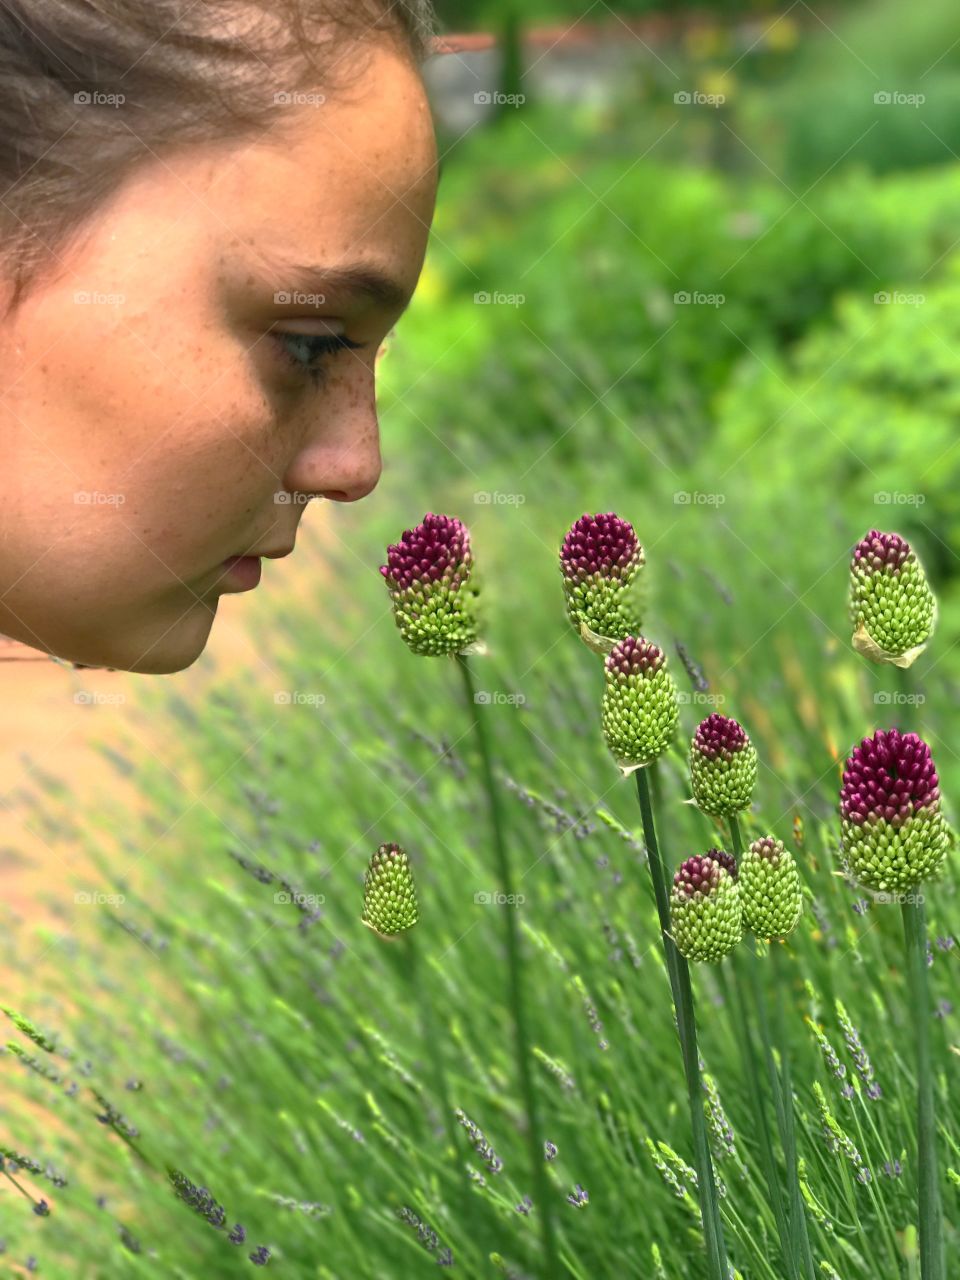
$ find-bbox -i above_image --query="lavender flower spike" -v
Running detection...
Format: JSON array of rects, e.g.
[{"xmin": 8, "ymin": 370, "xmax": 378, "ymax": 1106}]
[
  {"xmin": 849, "ymin": 529, "xmax": 936, "ymax": 666},
  {"xmin": 361, "ymin": 843, "xmax": 419, "ymax": 938},
  {"xmin": 670, "ymin": 852, "xmax": 743, "ymax": 963},
  {"xmin": 840, "ymin": 729, "xmax": 949, "ymax": 892},
  {"xmin": 600, "ymin": 637, "xmax": 679, "ymax": 772},
  {"xmin": 559, "ymin": 512, "xmax": 646, "ymax": 653},
  {"xmin": 689, "ymin": 714, "xmax": 758, "ymax": 817},
  {"xmin": 380, "ymin": 513, "xmax": 483, "ymax": 657}
]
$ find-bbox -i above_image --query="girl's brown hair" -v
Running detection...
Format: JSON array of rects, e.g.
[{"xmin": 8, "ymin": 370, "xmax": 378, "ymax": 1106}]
[{"xmin": 0, "ymin": 0, "xmax": 437, "ymax": 310}]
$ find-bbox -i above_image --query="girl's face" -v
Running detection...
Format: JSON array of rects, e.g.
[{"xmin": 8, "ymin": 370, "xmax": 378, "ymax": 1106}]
[{"xmin": 0, "ymin": 38, "xmax": 438, "ymax": 673}]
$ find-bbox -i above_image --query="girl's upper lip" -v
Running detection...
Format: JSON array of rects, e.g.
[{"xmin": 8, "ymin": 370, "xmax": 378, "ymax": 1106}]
[{"xmin": 236, "ymin": 546, "xmax": 294, "ymax": 559}]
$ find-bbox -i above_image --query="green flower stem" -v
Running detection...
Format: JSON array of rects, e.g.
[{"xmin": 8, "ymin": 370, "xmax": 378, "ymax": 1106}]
[
  {"xmin": 456, "ymin": 654, "xmax": 560, "ymax": 1279},
  {"xmin": 725, "ymin": 953, "xmax": 792, "ymax": 1277},
  {"xmin": 402, "ymin": 932, "xmax": 459, "ymax": 1165},
  {"xmin": 902, "ymin": 895, "xmax": 945, "ymax": 1280},
  {"xmin": 769, "ymin": 940, "xmax": 817, "ymax": 1280},
  {"xmin": 729, "ymin": 814, "xmax": 815, "ymax": 1280},
  {"xmin": 635, "ymin": 767, "xmax": 729, "ymax": 1280}
]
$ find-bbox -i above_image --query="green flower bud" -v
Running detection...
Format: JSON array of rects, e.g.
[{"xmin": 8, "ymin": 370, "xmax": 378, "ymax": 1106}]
[
  {"xmin": 689, "ymin": 714, "xmax": 758, "ymax": 817},
  {"xmin": 601, "ymin": 637, "xmax": 679, "ymax": 771},
  {"xmin": 840, "ymin": 728, "xmax": 948, "ymax": 892},
  {"xmin": 361, "ymin": 843, "xmax": 418, "ymax": 938},
  {"xmin": 380, "ymin": 514, "xmax": 483, "ymax": 657},
  {"xmin": 849, "ymin": 530, "xmax": 936, "ymax": 666},
  {"xmin": 670, "ymin": 852, "xmax": 743, "ymax": 963},
  {"xmin": 739, "ymin": 836, "xmax": 803, "ymax": 940},
  {"xmin": 559, "ymin": 512, "xmax": 646, "ymax": 654}
]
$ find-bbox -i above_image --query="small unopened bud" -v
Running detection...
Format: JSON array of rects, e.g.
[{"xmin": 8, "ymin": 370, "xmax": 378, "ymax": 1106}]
[
  {"xmin": 840, "ymin": 728, "xmax": 948, "ymax": 892},
  {"xmin": 739, "ymin": 836, "xmax": 802, "ymax": 940},
  {"xmin": 670, "ymin": 852, "xmax": 743, "ymax": 962},
  {"xmin": 689, "ymin": 714, "xmax": 757, "ymax": 817},
  {"xmin": 559, "ymin": 512, "xmax": 646, "ymax": 653},
  {"xmin": 601, "ymin": 637, "xmax": 679, "ymax": 770},
  {"xmin": 380, "ymin": 513, "xmax": 482, "ymax": 657},
  {"xmin": 849, "ymin": 529, "xmax": 936, "ymax": 666},
  {"xmin": 361, "ymin": 843, "xmax": 419, "ymax": 938}
]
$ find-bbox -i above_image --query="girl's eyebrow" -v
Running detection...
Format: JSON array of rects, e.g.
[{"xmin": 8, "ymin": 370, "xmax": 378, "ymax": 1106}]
[{"xmin": 262, "ymin": 259, "xmax": 414, "ymax": 314}]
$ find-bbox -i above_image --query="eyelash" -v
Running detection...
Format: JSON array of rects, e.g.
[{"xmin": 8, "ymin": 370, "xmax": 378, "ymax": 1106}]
[{"xmin": 272, "ymin": 331, "xmax": 367, "ymax": 385}]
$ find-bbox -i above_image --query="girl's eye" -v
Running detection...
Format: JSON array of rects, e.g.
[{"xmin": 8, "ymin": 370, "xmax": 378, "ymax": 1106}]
[{"xmin": 272, "ymin": 331, "xmax": 368, "ymax": 385}]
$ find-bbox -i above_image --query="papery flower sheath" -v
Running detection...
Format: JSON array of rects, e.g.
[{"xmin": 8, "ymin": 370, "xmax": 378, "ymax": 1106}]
[
  {"xmin": 380, "ymin": 513, "xmax": 482, "ymax": 657},
  {"xmin": 689, "ymin": 714, "xmax": 758, "ymax": 817},
  {"xmin": 840, "ymin": 729, "xmax": 949, "ymax": 892},
  {"xmin": 739, "ymin": 836, "xmax": 803, "ymax": 940},
  {"xmin": 559, "ymin": 512, "xmax": 646, "ymax": 653},
  {"xmin": 849, "ymin": 529, "xmax": 936, "ymax": 667},
  {"xmin": 670, "ymin": 852, "xmax": 743, "ymax": 963},
  {"xmin": 361, "ymin": 843, "xmax": 419, "ymax": 937},
  {"xmin": 601, "ymin": 637, "xmax": 679, "ymax": 771}
]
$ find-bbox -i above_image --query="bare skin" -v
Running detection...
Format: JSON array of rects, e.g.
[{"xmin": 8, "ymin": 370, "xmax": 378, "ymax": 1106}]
[{"xmin": 0, "ymin": 36, "xmax": 438, "ymax": 673}]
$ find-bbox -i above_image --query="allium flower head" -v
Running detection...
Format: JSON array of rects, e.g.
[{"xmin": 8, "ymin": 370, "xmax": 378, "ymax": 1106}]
[
  {"xmin": 849, "ymin": 529, "xmax": 936, "ymax": 666},
  {"xmin": 670, "ymin": 852, "xmax": 743, "ymax": 962},
  {"xmin": 739, "ymin": 836, "xmax": 803, "ymax": 940},
  {"xmin": 840, "ymin": 728, "xmax": 949, "ymax": 892},
  {"xmin": 689, "ymin": 714, "xmax": 758, "ymax": 817},
  {"xmin": 380, "ymin": 514, "xmax": 482, "ymax": 657},
  {"xmin": 600, "ymin": 636, "xmax": 679, "ymax": 771},
  {"xmin": 361, "ymin": 843, "xmax": 419, "ymax": 938},
  {"xmin": 559, "ymin": 512, "xmax": 646, "ymax": 653}
]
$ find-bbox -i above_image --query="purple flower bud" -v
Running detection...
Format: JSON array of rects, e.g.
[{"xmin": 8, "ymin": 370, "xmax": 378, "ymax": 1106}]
[
  {"xmin": 849, "ymin": 529, "xmax": 936, "ymax": 663},
  {"xmin": 560, "ymin": 513, "xmax": 642, "ymax": 584},
  {"xmin": 840, "ymin": 729, "xmax": 940, "ymax": 827},
  {"xmin": 606, "ymin": 636, "xmax": 666, "ymax": 677},
  {"xmin": 670, "ymin": 854, "xmax": 743, "ymax": 963},
  {"xmin": 839, "ymin": 729, "xmax": 948, "ymax": 891},
  {"xmin": 601, "ymin": 638, "xmax": 679, "ymax": 768},
  {"xmin": 689, "ymin": 715, "xmax": 758, "ymax": 817},
  {"xmin": 381, "ymin": 513, "xmax": 472, "ymax": 591},
  {"xmin": 710, "ymin": 848, "xmax": 739, "ymax": 881},
  {"xmin": 380, "ymin": 514, "xmax": 481, "ymax": 656},
  {"xmin": 559, "ymin": 512, "xmax": 645, "ymax": 648},
  {"xmin": 852, "ymin": 530, "xmax": 911, "ymax": 575}
]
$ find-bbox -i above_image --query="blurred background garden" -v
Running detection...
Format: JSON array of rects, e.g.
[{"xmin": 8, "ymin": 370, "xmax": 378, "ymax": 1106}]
[{"xmin": 2, "ymin": 0, "xmax": 960, "ymax": 1274}]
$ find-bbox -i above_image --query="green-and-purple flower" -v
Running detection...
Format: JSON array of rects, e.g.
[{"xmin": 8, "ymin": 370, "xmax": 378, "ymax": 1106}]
[
  {"xmin": 689, "ymin": 714, "xmax": 758, "ymax": 817},
  {"xmin": 559, "ymin": 512, "xmax": 645, "ymax": 652},
  {"xmin": 840, "ymin": 728, "xmax": 949, "ymax": 892},
  {"xmin": 670, "ymin": 852, "xmax": 743, "ymax": 963},
  {"xmin": 849, "ymin": 529, "xmax": 935, "ymax": 666},
  {"xmin": 739, "ymin": 836, "xmax": 803, "ymax": 940},
  {"xmin": 361, "ymin": 843, "xmax": 419, "ymax": 937},
  {"xmin": 601, "ymin": 636, "xmax": 679, "ymax": 770},
  {"xmin": 380, "ymin": 513, "xmax": 482, "ymax": 657}
]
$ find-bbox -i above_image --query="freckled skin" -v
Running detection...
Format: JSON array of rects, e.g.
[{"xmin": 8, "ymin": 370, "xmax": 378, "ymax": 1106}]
[{"xmin": 0, "ymin": 36, "xmax": 438, "ymax": 673}]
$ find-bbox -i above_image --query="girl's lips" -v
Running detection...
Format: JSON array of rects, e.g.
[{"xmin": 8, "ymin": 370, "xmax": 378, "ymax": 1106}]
[{"xmin": 220, "ymin": 555, "xmax": 262, "ymax": 591}]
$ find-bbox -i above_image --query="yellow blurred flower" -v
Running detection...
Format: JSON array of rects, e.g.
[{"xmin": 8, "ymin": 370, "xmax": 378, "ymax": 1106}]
[
  {"xmin": 684, "ymin": 25, "xmax": 727, "ymax": 60},
  {"xmin": 700, "ymin": 70, "xmax": 736, "ymax": 103},
  {"xmin": 764, "ymin": 16, "xmax": 799, "ymax": 52}
]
